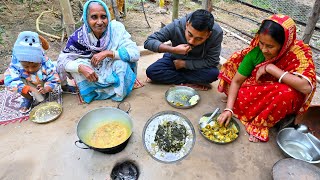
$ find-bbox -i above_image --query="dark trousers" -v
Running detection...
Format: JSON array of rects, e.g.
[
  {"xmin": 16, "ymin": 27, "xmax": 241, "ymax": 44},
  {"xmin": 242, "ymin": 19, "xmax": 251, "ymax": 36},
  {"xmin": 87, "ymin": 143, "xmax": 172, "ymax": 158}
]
[{"xmin": 146, "ymin": 53, "xmax": 219, "ymax": 84}]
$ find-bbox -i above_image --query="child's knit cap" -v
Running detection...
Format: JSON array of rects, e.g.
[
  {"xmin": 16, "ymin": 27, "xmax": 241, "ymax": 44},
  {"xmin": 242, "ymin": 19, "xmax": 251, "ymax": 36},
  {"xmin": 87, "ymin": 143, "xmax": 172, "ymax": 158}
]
[{"xmin": 13, "ymin": 31, "xmax": 44, "ymax": 63}]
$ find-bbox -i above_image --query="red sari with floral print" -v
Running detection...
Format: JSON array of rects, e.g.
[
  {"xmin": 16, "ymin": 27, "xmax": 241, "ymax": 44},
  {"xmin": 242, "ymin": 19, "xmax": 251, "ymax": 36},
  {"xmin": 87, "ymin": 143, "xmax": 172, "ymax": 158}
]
[{"xmin": 218, "ymin": 15, "xmax": 316, "ymax": 142}]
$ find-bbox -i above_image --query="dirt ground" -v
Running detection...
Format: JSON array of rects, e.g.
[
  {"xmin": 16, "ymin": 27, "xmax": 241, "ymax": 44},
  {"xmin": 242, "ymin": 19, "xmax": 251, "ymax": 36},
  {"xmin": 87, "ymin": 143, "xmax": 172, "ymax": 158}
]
[{"xmin": 0, "ymin": 1, "xmax": 320, "ymax": 179}]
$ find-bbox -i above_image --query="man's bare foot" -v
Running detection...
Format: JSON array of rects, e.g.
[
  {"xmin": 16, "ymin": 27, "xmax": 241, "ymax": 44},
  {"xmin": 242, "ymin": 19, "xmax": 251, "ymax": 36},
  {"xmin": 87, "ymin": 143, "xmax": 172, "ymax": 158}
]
[
  {"xmin": 180, "ymin": 83, "xmax": 212, "ymax": 91},
  {"xmin": 145, "ymin": 77, "xmax": 152, "ymax": 83},
  {"xmin": 249, "ymin": 134, "xmax": 260, "ymax": 143}
]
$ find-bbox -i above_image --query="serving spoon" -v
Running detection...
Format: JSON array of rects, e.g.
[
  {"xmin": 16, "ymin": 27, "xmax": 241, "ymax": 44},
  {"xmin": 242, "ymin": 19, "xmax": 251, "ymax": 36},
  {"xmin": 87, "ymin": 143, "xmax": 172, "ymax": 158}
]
[{"xmin": 200, "ymin": 108, "xmax": 220, "ymax": 129}]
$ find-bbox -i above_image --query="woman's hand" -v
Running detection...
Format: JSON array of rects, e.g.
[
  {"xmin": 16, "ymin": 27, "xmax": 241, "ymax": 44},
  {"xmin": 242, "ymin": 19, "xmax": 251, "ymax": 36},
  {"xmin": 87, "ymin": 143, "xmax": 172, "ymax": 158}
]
[
  {"xmin": 91, "ymin": 50, "xmax": 113, "ymax": 67},
  {"xmin": 78, "ymin": 64, "xmax": 98, "ymax": 82},
  {"xmin": 217, "ymin": 111, "xmax": 232, "ymax": 126},
  {"xmin": 256, "ymin": 64, "xmax": 268, "ymax": 81},
  {"xmin": 264, "ymin": 64, "xmax": 312, "ymax": 94}
]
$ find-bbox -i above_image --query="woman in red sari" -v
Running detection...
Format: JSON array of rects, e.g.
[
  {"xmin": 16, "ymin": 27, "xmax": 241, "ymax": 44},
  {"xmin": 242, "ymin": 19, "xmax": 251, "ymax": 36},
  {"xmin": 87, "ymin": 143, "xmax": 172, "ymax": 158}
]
[{"xmin": 217, "ymin": 14, "xmax": 316, "ymax": 142}]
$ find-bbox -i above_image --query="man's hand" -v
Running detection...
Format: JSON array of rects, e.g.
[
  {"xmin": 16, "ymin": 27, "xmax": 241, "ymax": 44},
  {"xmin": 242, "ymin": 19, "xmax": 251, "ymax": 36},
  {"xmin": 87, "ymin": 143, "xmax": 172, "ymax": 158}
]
[
  {"xmin": 173, "ymin": 44, "xmax": 192, "ymax": 55},
  {"xmin": 173, "ymin": 59, "xmax": 186, "ymax": 69},
  {"xmin": 78, "ymin": 64, "xmax": 99, "ymax": 82}
]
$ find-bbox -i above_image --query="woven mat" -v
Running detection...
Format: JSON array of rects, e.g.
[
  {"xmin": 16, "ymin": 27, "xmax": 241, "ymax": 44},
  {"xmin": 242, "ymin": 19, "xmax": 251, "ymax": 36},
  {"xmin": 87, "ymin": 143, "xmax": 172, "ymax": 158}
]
[{"xmin": 0, "ymin": 86, "xmax": 63, "ymax": 125}]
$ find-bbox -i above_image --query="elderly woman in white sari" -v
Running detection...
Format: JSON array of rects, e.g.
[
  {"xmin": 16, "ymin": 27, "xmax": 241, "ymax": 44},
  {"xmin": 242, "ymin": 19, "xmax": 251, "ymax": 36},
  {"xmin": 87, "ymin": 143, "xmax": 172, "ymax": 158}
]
[{"xmin": 57, "ymin": 0, "xmax": 140, "ymax": 103}]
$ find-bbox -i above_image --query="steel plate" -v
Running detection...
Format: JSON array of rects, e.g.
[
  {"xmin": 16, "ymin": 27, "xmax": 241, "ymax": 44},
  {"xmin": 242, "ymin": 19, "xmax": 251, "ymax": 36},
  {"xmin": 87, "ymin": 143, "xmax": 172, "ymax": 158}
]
[
  {"xmin": 198, "ymin": 112, "xmax": 240, "ymax": 144},
  {"xmin": 165, "ymin": 86, "xmax": 200, "ymax": 109},
  {"xmin": 29, "ymin": 102, "xmax": 62, "ymax": 124},
  {"xmin": 142, "ymin": 111, "xmax": 196, "ymax": 163}
]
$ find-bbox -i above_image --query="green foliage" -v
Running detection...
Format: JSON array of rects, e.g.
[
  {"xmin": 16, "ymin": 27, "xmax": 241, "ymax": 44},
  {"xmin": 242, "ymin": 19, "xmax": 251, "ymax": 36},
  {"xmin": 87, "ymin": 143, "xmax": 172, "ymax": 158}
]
[
  {"xmin": 252, "ymin": 0, "xmax": 272, "ymax": 10},
  {"xmin": 250, "ymin": 28, "xmax": 258, "ymax": 34},
  {"xmin": 126, "ymin": 0, "xmax": 143, "ymax": 11}
]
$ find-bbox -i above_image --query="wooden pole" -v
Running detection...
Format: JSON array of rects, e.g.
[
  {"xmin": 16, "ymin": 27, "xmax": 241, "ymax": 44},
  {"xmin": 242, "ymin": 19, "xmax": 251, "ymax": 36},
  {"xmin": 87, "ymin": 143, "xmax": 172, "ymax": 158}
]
[
  {"xmin": 172, "ymin": 0, "xmax": 179, "ymax": 21},
  {"xmin": 59, "ymin": 0, "xmax": 75, "ymax": 37},
  {"xmin": 111, "ymin": 0, "xmax": 121, "ymax": 21},
  {"xmin": 123, "ymin": 0, "xmax": 128, "ymax": 17},
  {"xmin": 302, "ymin": 0, "xmax": 320, "ymax": 44},
  {"xmin": 202, "ymin": 0, "xmax": 212, "ymax": 12}
]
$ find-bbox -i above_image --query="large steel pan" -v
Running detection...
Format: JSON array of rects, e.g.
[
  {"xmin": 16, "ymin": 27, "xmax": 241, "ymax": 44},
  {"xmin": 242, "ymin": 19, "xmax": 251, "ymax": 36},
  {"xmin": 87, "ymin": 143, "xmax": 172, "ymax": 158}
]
[{"xmin": 75, "ymin": 107, "xmax": 133, "ymax": 154}]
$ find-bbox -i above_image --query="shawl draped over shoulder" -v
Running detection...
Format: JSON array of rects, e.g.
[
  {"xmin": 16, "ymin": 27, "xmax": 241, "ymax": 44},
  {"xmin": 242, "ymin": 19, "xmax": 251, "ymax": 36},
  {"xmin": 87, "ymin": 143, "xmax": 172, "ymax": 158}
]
[{"xmin": 57, "ymin": 0, "xmax": 139, "ymax": 103}]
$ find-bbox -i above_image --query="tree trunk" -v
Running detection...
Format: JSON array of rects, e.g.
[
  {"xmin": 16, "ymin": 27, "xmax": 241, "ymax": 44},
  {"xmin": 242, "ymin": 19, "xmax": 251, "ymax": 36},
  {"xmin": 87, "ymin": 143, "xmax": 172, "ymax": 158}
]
[
  {"xmin": 302, "ymin": 0, "xmax": 320, "ymax": 44},
  {"xmin": 59, "ymin": 0, "xmax": 75, "ymax": 37},
  {"xmin": 111, "ymin": 0, "xmax": 121, "ymax": 21},
  {"xmin": 202, "ymin": 0, "xmax": 212, "ymax": 12},
  {"xmin": 172, "ymin": 0, "xmax": 179, "ymax": 21}
]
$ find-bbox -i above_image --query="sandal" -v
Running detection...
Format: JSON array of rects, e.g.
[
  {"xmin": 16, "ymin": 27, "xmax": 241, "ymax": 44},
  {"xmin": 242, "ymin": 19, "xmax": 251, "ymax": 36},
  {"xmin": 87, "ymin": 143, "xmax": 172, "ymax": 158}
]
[
  {"xmin": 19, "ymin": 98, "xmax": 34, "ymax": 114},
  {"xmin": 61, "ymin": 85, "xmax": 78, "ymax": 94}
]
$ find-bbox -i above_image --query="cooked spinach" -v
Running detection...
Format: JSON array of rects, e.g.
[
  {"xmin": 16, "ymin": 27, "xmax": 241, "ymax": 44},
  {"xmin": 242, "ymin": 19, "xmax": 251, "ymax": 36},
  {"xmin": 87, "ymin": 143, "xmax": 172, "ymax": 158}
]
[{"xmin": 154, "ymin": 121, "xmax": 187, "ymax": 153}]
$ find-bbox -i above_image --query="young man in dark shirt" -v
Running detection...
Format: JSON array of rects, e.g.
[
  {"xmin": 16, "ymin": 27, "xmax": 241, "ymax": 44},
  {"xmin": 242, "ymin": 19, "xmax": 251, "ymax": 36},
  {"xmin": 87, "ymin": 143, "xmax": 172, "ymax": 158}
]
[{"xmin": 144, "ymin": 9, "xmax": 223, "ymax": 90}]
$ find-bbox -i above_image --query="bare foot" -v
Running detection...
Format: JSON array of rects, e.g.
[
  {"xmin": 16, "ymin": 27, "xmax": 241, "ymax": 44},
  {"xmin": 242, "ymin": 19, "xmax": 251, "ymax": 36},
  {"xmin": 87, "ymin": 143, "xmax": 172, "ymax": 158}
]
[
  {"xmin": 145, "ymin": 77, "xmax": 152, "ymax": 83},
  {"xmin": 180, "ymin": 83, "xmax": 211, "ymax": 91},
  {"xmin": 133, "ymin": 79, "xmax": 144, "ymax": 89},
  {"xmin": 249, "ymin": 134, "xmax": 260, "ymax": 143}
]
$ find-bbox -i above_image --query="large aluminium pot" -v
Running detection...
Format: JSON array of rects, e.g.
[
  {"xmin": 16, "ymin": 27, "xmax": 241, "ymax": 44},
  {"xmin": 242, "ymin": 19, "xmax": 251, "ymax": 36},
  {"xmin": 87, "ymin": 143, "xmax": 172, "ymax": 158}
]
[{"xmin": 75, "ymin": 107, "xmax": 133, "ymax": 154}]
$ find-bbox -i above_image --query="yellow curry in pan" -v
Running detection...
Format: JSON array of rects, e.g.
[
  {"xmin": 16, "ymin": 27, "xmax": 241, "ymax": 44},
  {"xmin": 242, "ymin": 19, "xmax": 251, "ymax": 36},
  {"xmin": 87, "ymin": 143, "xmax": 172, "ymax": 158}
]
[{"xmin": 85, "ymin": 121, "xmax": 131, "ymax": 148}]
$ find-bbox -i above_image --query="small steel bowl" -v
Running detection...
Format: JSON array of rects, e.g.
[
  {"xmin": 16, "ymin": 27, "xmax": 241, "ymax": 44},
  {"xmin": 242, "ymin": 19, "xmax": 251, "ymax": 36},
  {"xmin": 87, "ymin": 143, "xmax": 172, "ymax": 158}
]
[{"xmin": 276, "ymin": 127, "xmax": 320, "ymax": 164}]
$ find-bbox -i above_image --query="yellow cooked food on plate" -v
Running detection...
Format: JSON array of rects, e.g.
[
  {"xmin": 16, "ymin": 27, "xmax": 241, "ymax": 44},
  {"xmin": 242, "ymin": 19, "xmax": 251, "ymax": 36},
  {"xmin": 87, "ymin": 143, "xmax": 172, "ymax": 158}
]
[
  {"xmin": 86, "ymin": 121, "xmax": 130, "ymax": 148},
  {"xmin": 30, "ymin": 102, "xmax": 62, "ymax": 123},
  {"xmin": 200, "ymin": 116, "xmax": 239, "ymax": 143}
]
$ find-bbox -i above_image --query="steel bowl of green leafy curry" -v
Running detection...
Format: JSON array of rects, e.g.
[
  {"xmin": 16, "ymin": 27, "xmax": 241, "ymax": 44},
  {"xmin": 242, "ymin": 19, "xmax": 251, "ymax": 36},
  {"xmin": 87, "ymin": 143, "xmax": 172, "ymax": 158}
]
[{"xmin": 142, "ymin": 111, "xmax": 196, "ymax": 163}]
